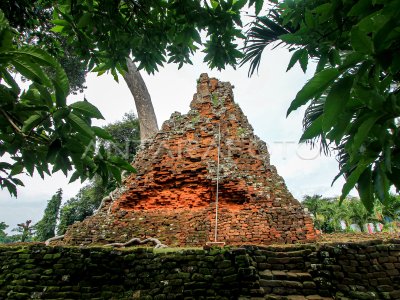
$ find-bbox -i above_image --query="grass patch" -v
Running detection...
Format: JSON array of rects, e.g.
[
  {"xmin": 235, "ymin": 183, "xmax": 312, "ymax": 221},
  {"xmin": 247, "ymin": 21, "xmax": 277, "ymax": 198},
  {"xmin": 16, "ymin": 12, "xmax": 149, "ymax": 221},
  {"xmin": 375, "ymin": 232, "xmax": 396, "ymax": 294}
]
[{"xmin": 153, "ymin": 247, "xmax": 202, "ymax": 254}]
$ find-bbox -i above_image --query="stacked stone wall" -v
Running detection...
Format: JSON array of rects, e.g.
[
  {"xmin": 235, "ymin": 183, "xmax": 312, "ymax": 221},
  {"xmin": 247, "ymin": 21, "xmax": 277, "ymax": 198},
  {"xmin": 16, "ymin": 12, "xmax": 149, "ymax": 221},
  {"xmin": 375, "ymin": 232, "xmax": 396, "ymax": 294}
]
[{"xmin": 1, "ymin": 239, "xmax": 399, "ymax": 299}]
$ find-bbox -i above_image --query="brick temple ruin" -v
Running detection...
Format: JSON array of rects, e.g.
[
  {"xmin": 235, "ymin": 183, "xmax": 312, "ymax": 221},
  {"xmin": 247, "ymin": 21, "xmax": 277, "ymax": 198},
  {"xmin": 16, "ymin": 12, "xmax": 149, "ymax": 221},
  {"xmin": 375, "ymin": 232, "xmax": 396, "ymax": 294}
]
[{"xmin": 62, "ymin": 74, "xmax": 316, "ymax": 247}]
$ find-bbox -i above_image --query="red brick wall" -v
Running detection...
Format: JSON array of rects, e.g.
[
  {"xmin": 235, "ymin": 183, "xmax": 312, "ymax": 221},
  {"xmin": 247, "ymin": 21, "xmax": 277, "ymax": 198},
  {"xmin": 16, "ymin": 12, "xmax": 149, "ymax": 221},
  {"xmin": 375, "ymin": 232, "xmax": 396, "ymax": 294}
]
[{"xmin": 62, "ymin": 74, "xmax": 316, "ymax": 247}]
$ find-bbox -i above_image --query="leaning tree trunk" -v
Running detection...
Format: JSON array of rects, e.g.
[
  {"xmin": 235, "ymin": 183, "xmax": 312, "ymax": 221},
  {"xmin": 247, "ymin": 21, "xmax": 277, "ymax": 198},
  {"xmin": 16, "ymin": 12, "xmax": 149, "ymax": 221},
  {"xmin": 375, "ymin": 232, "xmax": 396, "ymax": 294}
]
[{"xmin": 123, "ymin": 59, "xmax": 159, "ymax": 141}]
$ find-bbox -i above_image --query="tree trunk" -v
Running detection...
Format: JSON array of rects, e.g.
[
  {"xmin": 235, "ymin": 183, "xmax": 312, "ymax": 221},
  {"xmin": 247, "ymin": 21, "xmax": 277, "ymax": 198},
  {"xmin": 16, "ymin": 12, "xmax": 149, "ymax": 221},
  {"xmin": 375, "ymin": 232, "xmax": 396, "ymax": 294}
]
[{"xmin": 122, "ymin": 59, "xmax": 159, "ymax": 141}]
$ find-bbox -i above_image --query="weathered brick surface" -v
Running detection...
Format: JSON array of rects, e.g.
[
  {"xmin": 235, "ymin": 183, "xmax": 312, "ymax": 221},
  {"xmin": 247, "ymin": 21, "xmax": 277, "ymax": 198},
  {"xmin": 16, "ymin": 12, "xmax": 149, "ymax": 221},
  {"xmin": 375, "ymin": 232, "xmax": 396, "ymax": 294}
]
[{"xmin": 62, "ymin": 73, "xmax": 315, "ymax": 247}]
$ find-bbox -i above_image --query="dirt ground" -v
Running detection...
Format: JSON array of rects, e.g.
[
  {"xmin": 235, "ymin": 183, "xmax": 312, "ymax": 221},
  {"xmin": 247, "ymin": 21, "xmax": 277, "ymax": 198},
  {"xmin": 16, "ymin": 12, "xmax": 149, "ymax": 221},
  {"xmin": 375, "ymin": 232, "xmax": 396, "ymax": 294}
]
[{"xmin": 315, "ymin": 231, "xmax": 400, "ymax": 243}]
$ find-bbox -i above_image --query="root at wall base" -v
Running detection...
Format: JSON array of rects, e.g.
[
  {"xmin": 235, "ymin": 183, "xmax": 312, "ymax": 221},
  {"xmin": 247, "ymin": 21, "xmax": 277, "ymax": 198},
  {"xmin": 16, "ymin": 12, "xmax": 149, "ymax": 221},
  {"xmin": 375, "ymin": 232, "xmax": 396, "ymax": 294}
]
[{"xmin": 204, "ymin": 241, "xmax": 226, "ymax": 248}]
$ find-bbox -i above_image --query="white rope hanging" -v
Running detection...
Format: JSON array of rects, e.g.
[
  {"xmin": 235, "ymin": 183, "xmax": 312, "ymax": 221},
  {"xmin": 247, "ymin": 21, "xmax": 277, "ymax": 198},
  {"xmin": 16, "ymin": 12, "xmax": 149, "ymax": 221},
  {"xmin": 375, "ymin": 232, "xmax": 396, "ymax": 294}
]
[{"xmin": 214, "ymin": 122, "xmax": 221, "ymax": 243}]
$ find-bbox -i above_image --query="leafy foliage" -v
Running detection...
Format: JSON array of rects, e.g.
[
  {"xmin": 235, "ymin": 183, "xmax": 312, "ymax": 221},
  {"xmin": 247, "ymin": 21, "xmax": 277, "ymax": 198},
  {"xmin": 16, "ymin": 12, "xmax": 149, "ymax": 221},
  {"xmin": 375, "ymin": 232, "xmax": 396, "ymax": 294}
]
[
  {"xmin": 377, "ymin": 194, "xmax": 400, "ymax": 223},
  {"xmin": 57, "ymin": 181, "xmax": 106, "ymax": 235},
  {"xmin": 243, "ymin": 0, "xmax": 400, "ymax": 211},
  {"xmin": 1, "ymin": 1, "xmax": 265, "ymax": 197},
  {"xmin": 0, "ymin": 0, "xmax": 87, "ymax": 94},
  {"xmin": 100, "ymin": 112, "xmax": 140, "ymax": 163},
  {"xmin": 240, "ymin": 10, "xmax": 291, "ymax": 75},
  {"xmin": 0, "ymin": 222, "xmax": 9, "ymax": 243},
  {"xmin": 53, "ymin": 0, "xmax": 264, "ymax": 75},
  {"xmin": 57, "ymin": 113, "xmax": 140, "ymax": 235},
  {"xmin": 14, "ymin": 220, "xmax": 34, "ymax": 242},
  {"xmin": 0, "ymin": 220, "xmax": 34, "ymax": 243},
  {"xmin": 302, "ymin": 195, "xmax": 385, "ymax": 233},
  {"xmin": 303, "ymin": 195, "xmax": 343, "ymax": 232},
  {"xmin": 0, "ymin": 10, "xmax": 135, "ymax": 196},
  {"xmin": 34, "ymin": 189, "xmax": 63, "ymax": 241}
]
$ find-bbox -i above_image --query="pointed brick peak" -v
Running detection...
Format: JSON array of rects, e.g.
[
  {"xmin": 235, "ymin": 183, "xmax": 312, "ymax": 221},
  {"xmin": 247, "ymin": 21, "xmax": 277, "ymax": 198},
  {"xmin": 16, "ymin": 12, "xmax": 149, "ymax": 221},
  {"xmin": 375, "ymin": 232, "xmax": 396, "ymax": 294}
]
[
  {"xmin": 61, "ymin": 74, "xmax": 316, "ymax": 247},
  {"xmin": 190, "ymin": 73, "xmax": 234, "ymax": 113}
]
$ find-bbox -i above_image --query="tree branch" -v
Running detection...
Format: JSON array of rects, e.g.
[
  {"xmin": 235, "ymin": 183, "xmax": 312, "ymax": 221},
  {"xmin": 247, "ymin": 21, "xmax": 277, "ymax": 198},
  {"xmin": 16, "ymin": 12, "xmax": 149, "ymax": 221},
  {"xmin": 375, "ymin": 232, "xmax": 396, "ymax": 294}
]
[
  {"xmin": 104, "ymin": 237, "xmax": 167, "ymax": 249},
  {"xmin": 0, "ymin": 108, "xmax": 26, "ymax": 137},
  {"xmin": 45, "ymin": 235, "xmax": 65, "ymax": 246}
]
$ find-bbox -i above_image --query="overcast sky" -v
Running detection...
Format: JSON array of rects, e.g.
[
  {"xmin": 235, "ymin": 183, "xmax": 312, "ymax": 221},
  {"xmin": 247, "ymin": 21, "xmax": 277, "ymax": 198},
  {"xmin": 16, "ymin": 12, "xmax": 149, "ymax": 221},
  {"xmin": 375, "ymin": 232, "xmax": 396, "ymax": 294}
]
[{"xmin": 0, "ymin": 47, "xmax": 351, "ymax": 233}]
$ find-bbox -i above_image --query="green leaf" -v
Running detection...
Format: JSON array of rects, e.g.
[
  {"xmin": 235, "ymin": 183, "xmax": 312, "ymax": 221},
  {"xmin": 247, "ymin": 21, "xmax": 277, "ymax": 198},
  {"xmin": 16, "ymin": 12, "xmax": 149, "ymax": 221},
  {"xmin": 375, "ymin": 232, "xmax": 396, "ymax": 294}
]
[
  {"xmin": 374, "ymin": 163, "xmax": 390, "ymax": 203},
  {"xmin": 77, "ymin": 13, "xmax": 91, "ymax": 28},
  {"xmin": 36, "ymin": 164, "xmax": 45, "ymax": 179},
  {"xmin": 351, "ymin": 115, "xmax": 380, "ymax": 153},
  {"xmin": 109, "ymin": 156, "xmax": 136, "ymax": 173},
  {"xmin": 233, "ymin": 0, "xmax": 247, "ymax": 10},
  {"xmin": 47, "ymin": 139, "xmax": 62, "ymax": 163},
  {"xmin": 386, "ymin": 167, "xmax": 400, "ymax": 191},
  {"xmin": 391, "ymin": 53, "xmax": 400, "ymax": 74},
  {"xmin": 0, "ymin": 85, "xmax": 17, "ymax": 104},
  {"xmin": 316, "ymin": 55, "xmax": 328, "ymax": 73},
  {"xmin": 11, "ymin": 58, "xmax": 51, "ymax": 87},
  {"xmin": 53, "ymin": 151, "xmax": 72, "ymax": 176},
  {"xmin": 299, "ymin": 49, "xmax": 308, "ymax": 73},
  {"xmin": 11, "ymin": 47, "xmax": 58, "ymax": 68},
  {"xmin": 211, "ymin": 0, "xmax": 219, "ymax": 9},
  {"xmin": 354, "ymin": 86, "xmax": 385, "ymax": 110},
  {"xmin": 92, "ymin": 126, "xmax": 113, "ymax": 140},
  {"xmin": 21, "ymin": 114, "xmax": 43, "ymax": 133},
  {"xmin": 287, "ymin": 48, "xmax": 305, "ymax": 72},
  {"xmin": 67, "ymin": 112, "xmax": 95, "ymax": 138},
  {"xmin": 313, "ymin": 2, "xmax": 336, "ymax": 24},
  {"xmin": 51, "ymin": 25, "xmax": 64, "ymax": 33},
  {"xmin": 340, "ymin": 52, "xmax": 366, "ymax": 70},
  {"xmin": 10, "ymin": 177, "xmax": 24, "ymax": 187},
  {"xmin": 304, "ymin": 10, "xmax": 315, "ymax": 28},
  {"xmin": 3, "ymin": 179, "xmax": 17, "ymax": 197},
  {"xmin": 108, "ymin": 164, "xmax": 122, "ymax": 183},
  {"xmin": 322, "ymin": 76, "xmax": 353, "ymax": 132},
  {"xmin": 279, "ymin": 33, "xmax": 304, "ymax": 44},
  {"xmin": 328, "ymin": 49, "xmax": 341, "ymax": 66},
  {"xmin": 384, "ymin": 143, "xmax": 392, "ymax": 173},
  {"xmin": 287, "ymin": 68, "xmax": 340, "ymax": 116},
  {"xmin": 357, "ymin": 168, "xmax": 374, "ymax": 213},
  {"xmin": 53, "ymin": 82, "xmax": 67, "ymax": 107},
  {"xmin": 10, "ymin": 163, "xmax": 24, "ymax": 176},
  {"xmin": 92, "ymin": 63, "xmax": 111, "ymax": 73},
  {"xmin": 111, "ymin": 68, "xmax": 119, "ymax": 83},
  {"xmin": 326, "ymin": 112, "xmax": 353, "ymax": 145},
  {"xmin": 340, "ymin": 157, "xmax": 374, "ymax": 202},
  {"xmin": 192, "ymin": 29, "xmax": 202, "ymax": 45},
  {"xmin": 70, "ymin": 153, "xmax": 84, "ymax": 175},
  {"xmin": 255, "ymin": 0, "xmax": 264, "ymax": 14},
  {"xmin": 1, "ymin": 70, "xmax": 20, "ymax": 95},
  {"xmin": 22, "ymin": 151, "xmax": 35, "ymax": 176},
  {"xmin": 0, "ymin": 162, "xmax": 12, "ymax": 170},
  {"xmin": 12, "ymin": 48, "xmax": 70, "ymax": 103},
  {"xmin": 348, "ymin": 0, "xmax": 372, "ymax": 17},
  {"xmin": 300, "ymin": 115, "xmax": 323, "ymax": 142},
  {"xmin": 32, "ymin": 83, "xmax": 53, "ymax": 107},
  {"xmin": 69, "ymin": 100, "xmax": 104, "ymax": 119},
  {"xmin": 53, "ymin": 108, "xmax": 70, "ymax": 122},
  {"xmin": 51, "ymin": 19, "xmax": 70, "ymax": 26},
  {"xmin": 69, "ymin": 171, "xmax": 81, "ymax": 183},
  {"xmin": 351, "ymin": 27, "xmax": 374, "ymax": 54},
  {"xmin": 21, "ymin": 88, "xmax": 41, "ymax": 104}
]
